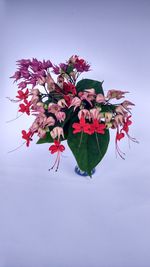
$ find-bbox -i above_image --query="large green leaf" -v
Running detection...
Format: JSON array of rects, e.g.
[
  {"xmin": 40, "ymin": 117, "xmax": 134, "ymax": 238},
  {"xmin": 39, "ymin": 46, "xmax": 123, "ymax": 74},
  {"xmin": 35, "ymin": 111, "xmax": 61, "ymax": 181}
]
[
  {"xmin": 76, "ymin": 78, "xmax": 104, "ymax": 94},
  {"xmin": 67, "ymin": 120, "xmax": 110, "ymax": 176}
]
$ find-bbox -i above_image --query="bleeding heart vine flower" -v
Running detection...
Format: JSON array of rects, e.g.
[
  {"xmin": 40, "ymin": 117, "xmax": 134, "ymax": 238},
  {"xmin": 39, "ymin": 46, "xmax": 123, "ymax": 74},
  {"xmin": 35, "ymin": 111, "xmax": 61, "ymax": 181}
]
[{"xmin": 8, "ymin": 55, "xmax": 138, "ymax": 176}]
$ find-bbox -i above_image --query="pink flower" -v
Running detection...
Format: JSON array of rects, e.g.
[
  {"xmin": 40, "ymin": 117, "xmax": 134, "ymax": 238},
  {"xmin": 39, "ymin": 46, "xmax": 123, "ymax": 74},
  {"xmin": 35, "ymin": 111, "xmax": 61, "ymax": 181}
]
[
  {"xmin": 78, "ymin": 91, "xmax": 94, "ymax": 106},
  {"xmin": 46, "ymin": 116, "xmax": 55, "ymax": 126},
  {"xmin": 31, "ymin": 88, "xmax": 40, "ymax": 95},
  {"xmin": 50, "ymin": 127, "xmax": 64, "ymax": 140},
  {"xmin": 48, "ymin": 103, "xmax": 61, "ymax": 114},
  {"xmin": 35, "ymin": 113, "xmax": 47, "ymax": 127},
  {"xmin": 78, "ymin": 109, "xmax": 91, "ymax": 120},
  {"xmin": 69, "ymin": 97, "xmax": 81, "ymax": 110},
  {"xmin": 105, "ymin": 112, "xmax": 113, "ymax": 123},
  {"xmin": 57, "ymin": 99, "xmax": 67, "ymax": 108},
  {"xmin": 55, "ymin": 111, "xmax": 66, "ymax": 122},
  {"xmin": 115, "ymin": 105, "xmax": 127, "ymax": 115},
  {"xmin": 121, "ymin": 100, "xmax": 135, "ymax": 110},
  {"xmin": 37, "ymin": 127, "xmax": 46, "ymax": 138},
  {"xmin": 114, "ymin": 114, "xmax": 124, "ymax": 126},
  {"xmin": 107, "ymin": 90, "xmax": 129, "ymax": 100},
  {"xmin": 96, "ymin": 94, "xmax": 105, "ymax": 103},
  {"xmin": 46, "ymin": 73, "xmax": 55, "ymax": 92},
  {"xmin": 30, "ymin": 95, "xmax": 39, "ymax": 105},
  {"xmin": 32, "ymin": 102, "xmax": 45, "ymax": 113},
  {"xmin": 90, "ymin": 108, "xmax": 101, "ymax": 120},
  {"xmin": 29, "ymin": 122, "xmax": 39, "ymax": 133}
]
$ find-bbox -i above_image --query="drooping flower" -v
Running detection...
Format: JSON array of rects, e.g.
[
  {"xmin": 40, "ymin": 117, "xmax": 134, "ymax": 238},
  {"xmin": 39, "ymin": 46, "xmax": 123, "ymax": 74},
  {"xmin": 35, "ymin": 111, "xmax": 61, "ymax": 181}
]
[
  {"xmin": 48, "ymin": 103, "xmax": 61, "ymax": 114},
  {"xmin": 78, "ymin": 109, "xmax": 91, "ymax": 120},
  {"xmin": 107, "ymin": 90, "xmax": 129, "ymax": 100},
  {"xmin": 49, "ymin": 140, "xmax": 65, "ymax": 154},
  {"xmin": 49, "ymin": 140, "xmax": 65, "ymax": 171},
  {"xmin": 105, "ymin": 112, "xmax": 113, "ymax": 123},
  {"xmin": 78, "ymin": 91, "xmax": 95, "ymax": 106},
  {"xmin": 21, "ymin": 130, "xmax": 32, "ymax": 147},
  {"xmin": 69, "ymin": 97, "xmax": 81, "ymax": 111},
  {"xmin": 89, "ymin": 108, "xmax": 102, "ymax": 120},
  {"xmin": 121, "ymin": 100, "xmax": 135, "ymax": 110},
  {"xmin": 46, "ymin": 116, "xmax": 55, "ymax": 126},
  {"xmin": 96, "ymin": 93, "xmax": 105, "ymax": 103},
  {"xmin": 50, "ymin": 127, "xmax": 64, "ymax": 140},
  {"xmin": 37, "ymin": 127, "xmax": 46, "ymax": 138},
  {"xmin": 55, "ymin": 111, "xmax": 66, "ymax": 122}
]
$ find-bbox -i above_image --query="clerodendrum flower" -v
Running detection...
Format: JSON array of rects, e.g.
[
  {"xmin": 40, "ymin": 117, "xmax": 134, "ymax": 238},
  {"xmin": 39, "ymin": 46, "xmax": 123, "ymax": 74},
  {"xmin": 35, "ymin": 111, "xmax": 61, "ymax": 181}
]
[
  {"xmin": 21, "ymin": 130, "xmax": 33, "ymax": 147},
  {"xmin": 72, "ymin": 117, "xmax": 91, "ymax": 134},
  {"xmin": 9, "ymin": 55, "xmax": 138, "ymax": 174},
  {"xmin": 49, "ymin": 140, "xmax": 65, "ymax": 171}
]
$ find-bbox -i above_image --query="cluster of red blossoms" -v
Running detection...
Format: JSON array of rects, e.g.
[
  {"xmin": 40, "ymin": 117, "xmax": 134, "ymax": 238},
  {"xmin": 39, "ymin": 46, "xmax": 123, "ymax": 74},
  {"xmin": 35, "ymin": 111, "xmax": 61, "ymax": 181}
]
[{"xmin": 9, "ymin": 55, "xmax": 138, "ymax": 172}]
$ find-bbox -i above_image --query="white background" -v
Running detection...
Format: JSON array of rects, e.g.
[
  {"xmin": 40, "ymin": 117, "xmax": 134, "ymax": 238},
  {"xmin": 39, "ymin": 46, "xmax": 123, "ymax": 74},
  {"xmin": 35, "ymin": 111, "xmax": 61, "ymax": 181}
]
[{"xmin": 0, "ymin": 0, "xmax": 150, "ymax": 266}]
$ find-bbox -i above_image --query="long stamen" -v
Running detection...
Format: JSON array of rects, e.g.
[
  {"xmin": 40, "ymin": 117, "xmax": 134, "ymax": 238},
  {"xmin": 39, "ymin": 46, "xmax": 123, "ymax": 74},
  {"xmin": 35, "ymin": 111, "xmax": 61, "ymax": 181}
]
[
  {"xmin": 49, "ymin": 151, "xmax": 60, "ymax": 171},
  {"xmin": 8, "ymin": 141, "xmax": 26, "ymax": 153},
  {"xmin": 6, "ymin": 113, "xmax": 23, "ymax": 123}
]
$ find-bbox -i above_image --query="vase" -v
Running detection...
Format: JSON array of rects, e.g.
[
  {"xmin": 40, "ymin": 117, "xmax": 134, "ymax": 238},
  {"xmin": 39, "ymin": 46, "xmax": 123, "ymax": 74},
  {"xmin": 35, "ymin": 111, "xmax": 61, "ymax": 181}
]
[{"xmin": 74, "ymin": 165, "xmax": 96, "ymax": 177}]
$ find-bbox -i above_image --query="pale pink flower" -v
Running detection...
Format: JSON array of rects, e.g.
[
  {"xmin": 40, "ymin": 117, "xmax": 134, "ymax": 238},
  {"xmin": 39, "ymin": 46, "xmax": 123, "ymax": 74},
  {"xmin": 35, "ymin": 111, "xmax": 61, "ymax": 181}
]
[
  {"xmin": 105, "ymin": 112, "xmax": 113, "ymax": 123},
  {"xmin": 35, "ymin": 112, "xmax": 47, "ymax": 127},
  {"xmin": 121, "ymin": 100, "xmax": 135, "ymax": 110},
  {"xmin": 78, "ymin": 91, "xmax": 94, "ymax": 106},
  {"xmin": 90, "ymin": 108, "xmax": 101, "ymax": 120},
  {"xmin": 69, "ymin": 97, "xmax": 81, "ymax": 110},
  {"xmin": 55, "ymin": 111, "xmax": 66, "ymax": 122},
  {"xmin": 57, "ymin": 99, "xmax": 67, "ymax": 108},
  {"xmin": 38, "ymin": 76, "xmax": 46, "ymax": 85},
  {"xmin": 50, "ymin": 127, "xmax": 64, "ymax": 140},
  {"xmin": 115, "ymin": 105, "xmax": 127, "ymax": 115},
  {"xmin": 30, "ymin": 95, "xmax": 39, "ymax": 105},
  {"xmin": 46, "ymin": 116, "xmax": 55, "ymax": 126},
  {"xmin": 57, "ymin": 75, "xmax": 64, "ymax": 89},
  {"xmin": 68, "ymin": 55, "xmax": 78, "ymax": 64},
  {"xmin": 46, "ymin": 73, "xmax": 55, "ymax": 92},
  {"xmin": 78, "ymin": 109, "xmax": 91, "ymax": 120},
  {"xmin": 29, "ymin": 122, "xmax": 39, "ymax": 133},
  {"xmin": 114, "ymin": 114, "xmax": 124, "ymax": 126},
  {"xmin": 96, "ymin": 94, "xmax": 105, "ymax": 103},
  {"xmin": 34, "ymin": 102, "xmax": 45, "ymax": 113},
  {"xmin": 37, "ymin": 127, "xmax": 46, "ymax": 138},
  {"xmin": 48, "ymin": 103, "xmax": 61, "ymax": 114},
  {"xmin": 31, "ymin": 88, "xmax": 40, "ymax": 95},
  {"xmin": 107, "ymin": 90, "xmax": 129, "ymax": 100}
]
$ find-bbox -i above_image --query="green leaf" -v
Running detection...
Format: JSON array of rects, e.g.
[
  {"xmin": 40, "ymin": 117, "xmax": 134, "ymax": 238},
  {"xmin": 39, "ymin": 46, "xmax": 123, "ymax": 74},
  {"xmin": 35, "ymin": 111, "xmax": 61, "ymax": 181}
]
[
  {"xmin": 67, "ymin": 120, "xmax": 110, "ymax": 176},
  {"xmin": 36, "ymin": 132, "xmax": 53, "ymax": 144},
  {"xmin": 76, "ymin": 78, "xmax": 104, "ymax": 95}
]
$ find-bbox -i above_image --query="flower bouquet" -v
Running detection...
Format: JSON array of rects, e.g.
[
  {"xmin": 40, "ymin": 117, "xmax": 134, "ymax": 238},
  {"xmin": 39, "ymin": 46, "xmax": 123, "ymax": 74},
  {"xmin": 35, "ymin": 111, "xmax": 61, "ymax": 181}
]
[{"xmin": 9, "ymin": 55, "xmax": 138, "ymax": 176}]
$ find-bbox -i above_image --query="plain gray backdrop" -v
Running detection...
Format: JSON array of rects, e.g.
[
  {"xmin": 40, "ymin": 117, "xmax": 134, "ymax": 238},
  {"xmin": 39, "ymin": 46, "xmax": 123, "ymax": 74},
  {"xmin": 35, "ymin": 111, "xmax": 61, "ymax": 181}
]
[{"xmin": 0, "ymin": 0, "xmax": 150, "ymax": 266}]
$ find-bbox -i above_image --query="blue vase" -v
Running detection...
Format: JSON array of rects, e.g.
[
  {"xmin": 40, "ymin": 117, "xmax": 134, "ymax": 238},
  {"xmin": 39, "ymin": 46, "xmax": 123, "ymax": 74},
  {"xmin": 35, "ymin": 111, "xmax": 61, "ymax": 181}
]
[{"xmin": 74, "ymin": 165, "xmax": 96, "ymax": 177}]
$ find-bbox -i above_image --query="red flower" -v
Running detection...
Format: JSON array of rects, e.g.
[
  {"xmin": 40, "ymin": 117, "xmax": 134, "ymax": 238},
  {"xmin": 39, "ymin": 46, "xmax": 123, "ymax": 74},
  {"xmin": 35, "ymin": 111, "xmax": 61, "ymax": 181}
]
[
  {"xmin": 16, "ymin": 89, "xmax": 29, "ymax": 100},
  {"xmin": 72, "ymin": 117, "xmax": 91, "ymax": 134},
  {"xmin": 116, "ymin": 131, "xmax": 125, "ymax": 141},
  {"xmin": 122, "ymin": 115, "xmax": 132, "ymax": 133},
  {"xmin": 22, "ymin": 130, "xmax": 32, "ymax": 147},
  {"xmin": 115, "ymin": 130, "xmax": 125, "ymax": 159},
  {"xmin": 90, "ymin": 119, "xmax": 106, "ymax": 134},
  {"xmin": 63, "ymin": 82, "xmax": 77, "ymax": 95},
  {"xmin": 49, "ymin": 140, "xmax": 65, "ymax": 171},
  {"xmin": 49, "ymin": 140, "xmax": 65, "ymax": 154},
  {"xmin": 19, "ymin": 99, "xmax": 31, "ymax": 115}
]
